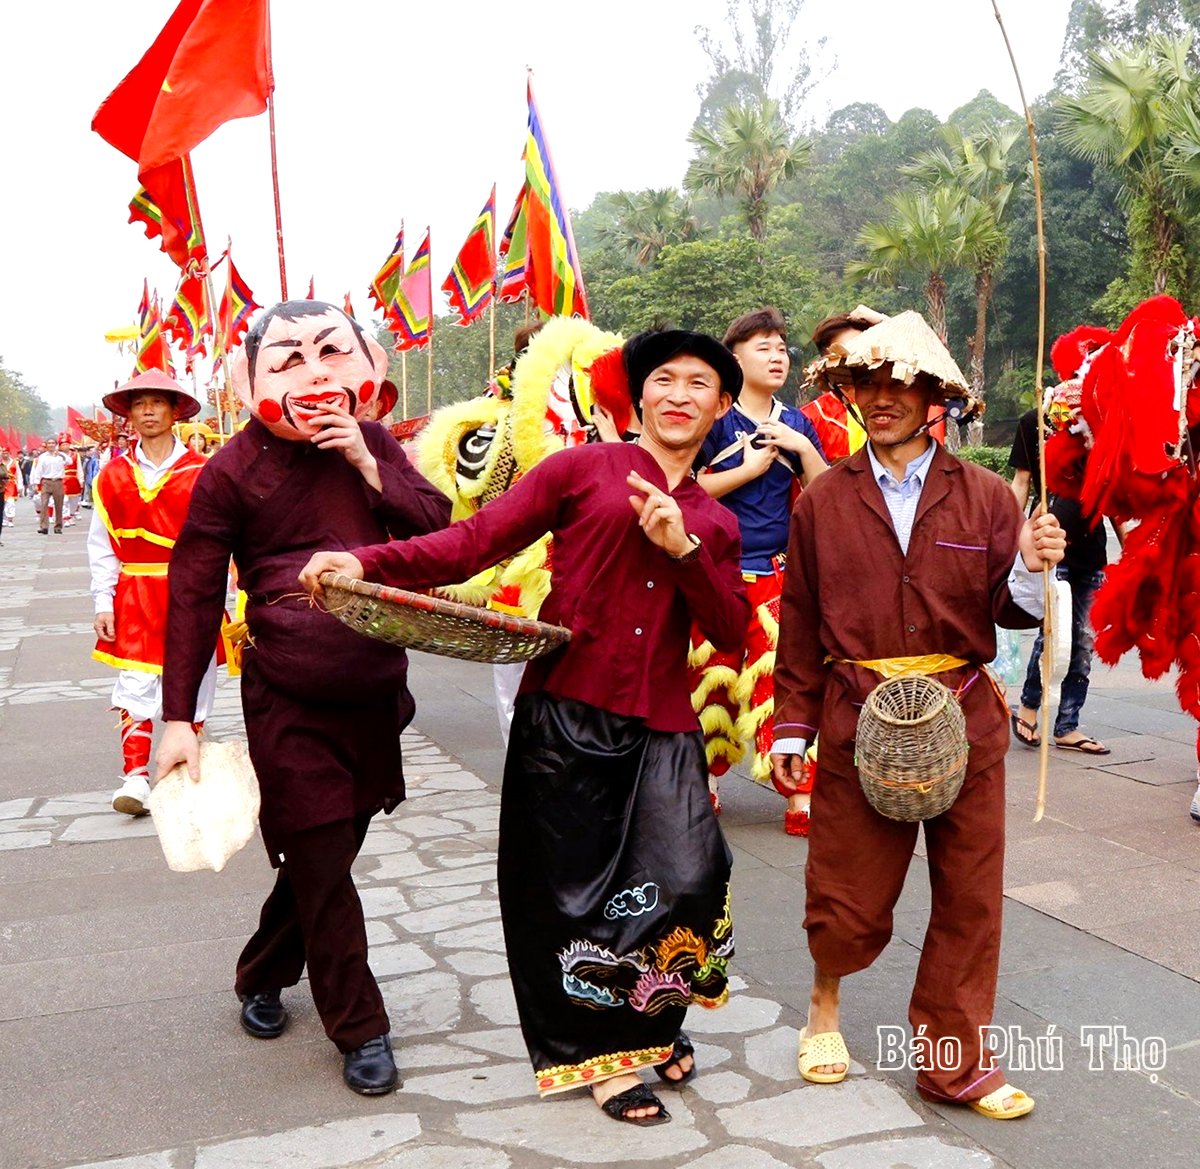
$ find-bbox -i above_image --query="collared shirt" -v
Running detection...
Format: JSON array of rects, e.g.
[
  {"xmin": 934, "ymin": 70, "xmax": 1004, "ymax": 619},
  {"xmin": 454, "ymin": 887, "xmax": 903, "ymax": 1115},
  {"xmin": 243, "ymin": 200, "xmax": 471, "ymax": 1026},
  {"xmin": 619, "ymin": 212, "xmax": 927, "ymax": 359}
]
[
  {"xmin": 88, "ymin": 438, "xmax": 191, "ymax": 612},
  {"xmin": 773, "ymin": 441, "xmax": 1045, "ymax": 759},
  {"xmin": 32, "ymin": 451, "xmax": 67, "ymax": 480},
  {"xmin": 355, "ymin": 441, "xmax": 750, "ymax": 732}
]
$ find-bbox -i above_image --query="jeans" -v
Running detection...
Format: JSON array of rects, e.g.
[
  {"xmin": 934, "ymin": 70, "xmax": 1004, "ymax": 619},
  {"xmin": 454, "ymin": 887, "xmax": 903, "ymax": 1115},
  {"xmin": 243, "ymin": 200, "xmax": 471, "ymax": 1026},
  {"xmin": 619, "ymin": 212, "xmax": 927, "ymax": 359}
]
[{"xmin": 1019, "ymin": 565, "xmax": 1105, "ymax": 737}]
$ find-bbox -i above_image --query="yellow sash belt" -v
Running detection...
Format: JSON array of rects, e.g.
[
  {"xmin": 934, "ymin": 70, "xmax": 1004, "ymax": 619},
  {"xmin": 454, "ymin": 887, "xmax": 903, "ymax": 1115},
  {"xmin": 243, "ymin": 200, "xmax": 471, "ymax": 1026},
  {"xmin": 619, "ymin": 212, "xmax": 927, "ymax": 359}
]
[
  {"xmin": 120, "ymin": 562, "xmax": 169, "ymax": 577},
  {"xmin": 829, "ymin": 653, "xmax": 969, "ymax": 679}
]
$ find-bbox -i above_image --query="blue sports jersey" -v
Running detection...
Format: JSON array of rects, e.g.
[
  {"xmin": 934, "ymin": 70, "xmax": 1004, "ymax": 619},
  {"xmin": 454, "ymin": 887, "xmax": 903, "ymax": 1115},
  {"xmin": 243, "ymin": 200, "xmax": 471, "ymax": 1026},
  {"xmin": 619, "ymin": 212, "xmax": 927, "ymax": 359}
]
[{"xmin": 697, "ymin": 399, "xmax": 826, "ymax": 574}]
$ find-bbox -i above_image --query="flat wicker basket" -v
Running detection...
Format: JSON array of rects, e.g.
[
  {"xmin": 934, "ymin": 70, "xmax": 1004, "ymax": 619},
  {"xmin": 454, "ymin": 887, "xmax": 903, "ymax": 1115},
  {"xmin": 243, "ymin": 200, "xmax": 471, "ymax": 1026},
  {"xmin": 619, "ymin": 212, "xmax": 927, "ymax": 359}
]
[
  {"xmin": 854, "ymin": 674, "xmax": 969, "ymax": 821},
  {"xmin": 319, "ymin": 573, "xmax": 571, "ymax": 664}
]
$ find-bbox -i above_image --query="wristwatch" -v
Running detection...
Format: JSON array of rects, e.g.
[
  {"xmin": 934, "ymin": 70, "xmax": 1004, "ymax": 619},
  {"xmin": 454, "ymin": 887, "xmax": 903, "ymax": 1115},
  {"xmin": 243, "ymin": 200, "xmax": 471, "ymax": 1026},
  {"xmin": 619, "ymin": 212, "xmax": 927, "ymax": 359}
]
[{"xmin": 670, "ymin": 534, "xmax": 702, "ymax": 563}]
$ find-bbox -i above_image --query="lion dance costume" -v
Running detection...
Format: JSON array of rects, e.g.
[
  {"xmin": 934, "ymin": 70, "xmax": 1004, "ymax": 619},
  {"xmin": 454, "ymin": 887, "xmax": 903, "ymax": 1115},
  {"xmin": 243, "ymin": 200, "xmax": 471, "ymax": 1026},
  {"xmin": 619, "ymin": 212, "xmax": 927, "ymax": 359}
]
[{"xmin": 1042, "ymin": 295, "xmax": 1200, "ymax": 819}]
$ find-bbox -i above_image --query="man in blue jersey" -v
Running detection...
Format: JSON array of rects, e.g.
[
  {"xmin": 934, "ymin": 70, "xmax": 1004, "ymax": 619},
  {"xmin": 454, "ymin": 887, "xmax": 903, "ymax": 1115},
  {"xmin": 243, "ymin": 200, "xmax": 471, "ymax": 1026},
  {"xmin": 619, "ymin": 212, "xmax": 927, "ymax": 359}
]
[{"xmin": 691, "ymin": 307, "xmax": 827, "ymax": 832}]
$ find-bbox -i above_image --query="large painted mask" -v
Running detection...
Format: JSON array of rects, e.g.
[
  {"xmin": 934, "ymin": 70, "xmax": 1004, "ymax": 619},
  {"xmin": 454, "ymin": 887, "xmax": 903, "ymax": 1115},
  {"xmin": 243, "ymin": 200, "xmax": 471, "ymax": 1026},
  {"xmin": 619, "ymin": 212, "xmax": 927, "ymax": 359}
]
[{"xmin": 231, "ymin": 300, "xmax": 391, "ymax": 441}]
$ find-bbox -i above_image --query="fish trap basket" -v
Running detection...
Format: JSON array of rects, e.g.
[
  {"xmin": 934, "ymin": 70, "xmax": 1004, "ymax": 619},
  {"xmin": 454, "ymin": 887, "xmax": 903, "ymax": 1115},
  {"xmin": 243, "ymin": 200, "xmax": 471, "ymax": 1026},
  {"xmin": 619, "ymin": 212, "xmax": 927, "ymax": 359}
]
[
  {"xmin": 854, "ymin": 674, "xmax": 969, "ymax": 821},
  {"xmin": 319, "ymin": 573, "xmax": 571, "ymax": 664}
]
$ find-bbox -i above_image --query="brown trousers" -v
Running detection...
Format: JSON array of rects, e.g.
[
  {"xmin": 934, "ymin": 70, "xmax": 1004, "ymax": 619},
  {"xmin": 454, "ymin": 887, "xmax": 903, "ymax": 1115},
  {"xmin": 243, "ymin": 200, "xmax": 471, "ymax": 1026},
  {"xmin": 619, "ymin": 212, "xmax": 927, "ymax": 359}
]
[
  {"xmin": 38, "ymin": 478, "xmax": 64, "ymax": 532},
  {"xmin": 805, "ymin": 759, "xmax": 1007, "ymax": 1101},
  {"xmin": 235, "ymin": 812, "xmax": 388, "ymax": 1052}
]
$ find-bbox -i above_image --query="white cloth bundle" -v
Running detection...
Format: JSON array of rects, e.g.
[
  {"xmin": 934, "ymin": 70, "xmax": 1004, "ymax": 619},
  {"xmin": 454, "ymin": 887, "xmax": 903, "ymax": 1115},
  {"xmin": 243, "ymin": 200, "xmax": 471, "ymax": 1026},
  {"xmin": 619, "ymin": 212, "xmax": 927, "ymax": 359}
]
[{"xmin": 149, "ymin": 739, "xmax": 260, "ymax": 872}]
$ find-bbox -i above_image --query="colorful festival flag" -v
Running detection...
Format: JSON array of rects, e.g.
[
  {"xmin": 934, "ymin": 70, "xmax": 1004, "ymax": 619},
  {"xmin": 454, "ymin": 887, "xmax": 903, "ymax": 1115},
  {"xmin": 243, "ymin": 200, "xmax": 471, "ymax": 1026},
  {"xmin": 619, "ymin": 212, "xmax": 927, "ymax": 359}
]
[
  {"xmin": 392, "ymin": 231, "xmax": 432, "ymax": 351},
  {"xmin": 344, "ymin": 291, "xmax": 357, "ymax": 320},
  {"xmin": 497, "ymin": 183, "xmax": 529, "ymax": 304},
  {"xmin": 368, "ymin": 228, "xmax": 404, "ymax": 321},
  {"xmin": 164, "ymin": 267, "xmax": 212, "ymax": 366},
  {"xmin": 136, "ymin": 295, "xmax": 175, "ymax": 376},
  {"xmin": 128, "ymin": 157, "xmax": 206, "ymax": 269},
  {"xmin": 306, "ymin": 275, "xmax": 315, "ymax": 300},
  {"xmin": 507, "ymin": 79, "xmax": 589, "ymax": 319},
  {"xmin": 91, "ymin": 0, "xmax": 271, "ymax": 174},
  {"xmin": 442, "ymin": 186, "xmax": 497, "ymax": 327},
  {"xmin": 216, "ymin": 249, "xmax": 261, "ymax": 355}
]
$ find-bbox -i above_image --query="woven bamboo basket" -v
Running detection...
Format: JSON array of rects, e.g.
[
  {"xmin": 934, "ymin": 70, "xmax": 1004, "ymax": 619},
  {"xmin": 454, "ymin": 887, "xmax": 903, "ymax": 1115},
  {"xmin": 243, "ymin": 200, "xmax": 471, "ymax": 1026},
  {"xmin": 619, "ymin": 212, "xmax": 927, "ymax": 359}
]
[
  {"xmin": 854, "ymin": 674, "xmax": 969, "ymax": 821},
  {"xmin": 319, "ymin": 573, "xmax": 571, "ymax": 664}
]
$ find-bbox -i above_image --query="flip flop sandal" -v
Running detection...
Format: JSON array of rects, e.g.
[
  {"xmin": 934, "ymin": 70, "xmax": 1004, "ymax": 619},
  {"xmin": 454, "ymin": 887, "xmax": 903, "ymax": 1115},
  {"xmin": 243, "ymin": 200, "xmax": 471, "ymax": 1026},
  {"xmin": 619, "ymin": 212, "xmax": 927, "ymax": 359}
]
[
  {"xmin": 594, "ymin": 1082, "xmax": 671, "ymax": 1126},
  {"xmin": 797, "ymin": 1027, "xmax": 850, "ymax": 1084},
  {"xmin": 1010, "ymin": 710, "xmax": 1040, "ymax": 748},
  {"xmin": 1053, "ymin": 736, "xmax": 1111, "ymax": 755},
  {"xmin": 654, "ymin": 1032, "xmax": 696, "ymax": 1087},
  {"xmin": 968, "ymin": 1085, "xmax": 1035, "ymax": 1119}
]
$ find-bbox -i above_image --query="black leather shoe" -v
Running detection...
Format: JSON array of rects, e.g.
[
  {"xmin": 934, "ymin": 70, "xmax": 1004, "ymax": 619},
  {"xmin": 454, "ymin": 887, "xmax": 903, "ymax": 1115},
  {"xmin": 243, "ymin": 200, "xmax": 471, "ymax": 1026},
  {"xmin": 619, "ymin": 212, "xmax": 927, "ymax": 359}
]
[
  {"xmin": 239, "ymin": 991, "xmax": 288, "ymax": 1039},
  {"xmin": 343, "ymin": 1033, "xmax": 399, "ymax": 1095}
]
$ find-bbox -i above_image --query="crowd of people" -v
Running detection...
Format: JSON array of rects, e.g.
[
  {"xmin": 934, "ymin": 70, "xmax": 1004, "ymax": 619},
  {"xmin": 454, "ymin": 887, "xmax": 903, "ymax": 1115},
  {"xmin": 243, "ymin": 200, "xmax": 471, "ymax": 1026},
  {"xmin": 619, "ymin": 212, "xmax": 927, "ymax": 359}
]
[{"xmin": 21, "ymin": 294, "xmax": 1150, "ymax": 1125}]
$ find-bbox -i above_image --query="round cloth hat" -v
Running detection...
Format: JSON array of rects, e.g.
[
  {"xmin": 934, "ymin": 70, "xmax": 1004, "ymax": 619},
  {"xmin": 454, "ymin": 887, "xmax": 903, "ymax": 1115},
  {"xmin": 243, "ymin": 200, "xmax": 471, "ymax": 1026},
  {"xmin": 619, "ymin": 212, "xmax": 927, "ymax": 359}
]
[
  {"xmin": 623, "ymin": 329, "xmax": 743, "ymax": 410},
  {"xmin": 103, "ymin": 369, "xmax": 202, "ymax": 421}
]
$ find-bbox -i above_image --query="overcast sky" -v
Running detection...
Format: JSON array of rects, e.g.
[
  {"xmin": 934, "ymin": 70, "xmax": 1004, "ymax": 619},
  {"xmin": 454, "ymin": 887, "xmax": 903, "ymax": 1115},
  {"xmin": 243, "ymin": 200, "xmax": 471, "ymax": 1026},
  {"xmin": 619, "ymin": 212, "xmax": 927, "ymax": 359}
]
[{"xmin": 0, "ymin": 0, "xmax": 1073, "ymax": 412}]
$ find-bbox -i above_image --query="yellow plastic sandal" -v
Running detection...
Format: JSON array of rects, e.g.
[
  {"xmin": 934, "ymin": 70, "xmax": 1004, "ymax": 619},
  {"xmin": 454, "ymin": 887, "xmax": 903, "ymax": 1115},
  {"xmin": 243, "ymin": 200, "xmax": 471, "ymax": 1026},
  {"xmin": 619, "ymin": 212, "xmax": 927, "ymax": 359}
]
[
  {"xmin": 968, "ymin": 1085, "xmax": 1035, "ymax": 1119},
  {"xmin": 797, "ymin": 1027, "xmax": 850, "ymax": 1084}
]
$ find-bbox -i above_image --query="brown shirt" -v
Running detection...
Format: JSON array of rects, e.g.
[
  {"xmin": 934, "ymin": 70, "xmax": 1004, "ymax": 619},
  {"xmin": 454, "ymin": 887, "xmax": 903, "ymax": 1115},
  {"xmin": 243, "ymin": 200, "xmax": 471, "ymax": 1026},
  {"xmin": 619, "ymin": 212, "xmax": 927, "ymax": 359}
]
[
  {"xmin": 356, "ymin": 441, "xmax": 749, "ymax": 732},
  {"xmin": 773, "ymin": 443, "xmax": 1038, "ymax": 778}
]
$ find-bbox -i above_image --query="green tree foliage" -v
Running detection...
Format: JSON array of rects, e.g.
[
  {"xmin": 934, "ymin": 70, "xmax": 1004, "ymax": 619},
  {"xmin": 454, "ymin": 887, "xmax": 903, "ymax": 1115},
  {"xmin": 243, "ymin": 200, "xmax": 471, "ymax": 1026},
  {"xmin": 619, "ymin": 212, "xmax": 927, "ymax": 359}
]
[
  {"xmin": 597, "ymin": 189, "xmax": 702, "ymax": 267},
  {"xmin": 0, "ymin": 356, "xmax": 51, "ymax": 439},
  {"xmin": 693, "ymin": 0, "xmax": 829, "ymax": 130},
  {"xmin": 1057, "ymin": 32, "xmax": 1200, "ymax": 298},
  {"xmin": 685, "ymin": 98, "xmax": 812, "ymax": 240}
]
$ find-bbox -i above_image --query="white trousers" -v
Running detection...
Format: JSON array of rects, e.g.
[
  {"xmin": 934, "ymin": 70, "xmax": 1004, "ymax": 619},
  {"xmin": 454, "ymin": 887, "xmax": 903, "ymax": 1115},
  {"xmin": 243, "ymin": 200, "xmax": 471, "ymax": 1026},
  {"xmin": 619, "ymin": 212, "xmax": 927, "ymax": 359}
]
[{"xmin": 111, "ymin": 657, "xmax": 218, "ymax": 722}]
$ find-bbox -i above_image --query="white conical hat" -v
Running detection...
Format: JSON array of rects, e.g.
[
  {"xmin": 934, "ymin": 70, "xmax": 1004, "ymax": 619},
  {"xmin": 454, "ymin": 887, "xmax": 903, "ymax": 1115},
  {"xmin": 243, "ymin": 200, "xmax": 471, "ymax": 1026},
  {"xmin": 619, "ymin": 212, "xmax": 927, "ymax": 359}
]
[{"xmin": 826, "ymin": 311, "xmax": 970, "ymax": 398}]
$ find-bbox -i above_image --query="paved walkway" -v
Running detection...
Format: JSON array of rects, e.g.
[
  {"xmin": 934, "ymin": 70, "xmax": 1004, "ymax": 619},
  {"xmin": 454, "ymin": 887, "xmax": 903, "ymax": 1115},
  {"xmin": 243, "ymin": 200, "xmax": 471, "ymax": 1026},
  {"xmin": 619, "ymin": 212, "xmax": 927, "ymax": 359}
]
[{"xmin": 2, "ymin": 501, "xmax": 1199, "ymax": 1169}]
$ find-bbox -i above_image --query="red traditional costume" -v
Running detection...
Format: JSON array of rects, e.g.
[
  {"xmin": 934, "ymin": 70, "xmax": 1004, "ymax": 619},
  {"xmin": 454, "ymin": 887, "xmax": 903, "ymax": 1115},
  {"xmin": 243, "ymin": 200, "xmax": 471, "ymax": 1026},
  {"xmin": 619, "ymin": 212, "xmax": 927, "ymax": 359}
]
[
  {"xmin": 92, "ymin": 445, "xmax": 208, "ymax": 673},
  {"xmin": 801, "ymin": 390, "xmax": 867, "ymax": 463},
  {"xmin": 88, "ymin": 370, "xmax": 216, "ymax": 817}
]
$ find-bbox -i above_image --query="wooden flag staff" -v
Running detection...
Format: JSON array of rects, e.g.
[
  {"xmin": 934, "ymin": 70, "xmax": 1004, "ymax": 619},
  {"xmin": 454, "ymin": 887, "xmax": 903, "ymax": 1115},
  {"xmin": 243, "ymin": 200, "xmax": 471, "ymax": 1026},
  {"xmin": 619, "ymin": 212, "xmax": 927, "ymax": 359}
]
[
  {"xmin": 991, "ymin": 0, "xmax": 1053, "ymax": 822},
  {"xmin": 265, "ymin": 3, "xmax": 288, "ymax": 300}
]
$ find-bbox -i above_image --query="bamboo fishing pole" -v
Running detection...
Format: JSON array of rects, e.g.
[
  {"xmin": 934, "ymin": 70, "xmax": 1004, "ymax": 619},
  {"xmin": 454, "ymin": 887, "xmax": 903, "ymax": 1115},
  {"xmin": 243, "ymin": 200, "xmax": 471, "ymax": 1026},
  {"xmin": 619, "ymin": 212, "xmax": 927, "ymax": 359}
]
[{"xmin": 991, "ymin": 0, "xmax": 1053, "ymax": 822}]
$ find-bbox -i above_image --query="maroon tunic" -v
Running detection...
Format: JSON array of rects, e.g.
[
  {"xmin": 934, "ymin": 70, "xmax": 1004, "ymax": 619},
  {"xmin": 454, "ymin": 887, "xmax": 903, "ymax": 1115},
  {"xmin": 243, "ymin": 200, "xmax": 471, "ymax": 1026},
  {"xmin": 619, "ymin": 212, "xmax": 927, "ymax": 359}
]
[
  {"xmin": 355, "ymin": 441, "xmax": 750, "ymax": 732},
  {"xmin": 163, "ymin": 418, "xmax": 451, "ymax": 858}
]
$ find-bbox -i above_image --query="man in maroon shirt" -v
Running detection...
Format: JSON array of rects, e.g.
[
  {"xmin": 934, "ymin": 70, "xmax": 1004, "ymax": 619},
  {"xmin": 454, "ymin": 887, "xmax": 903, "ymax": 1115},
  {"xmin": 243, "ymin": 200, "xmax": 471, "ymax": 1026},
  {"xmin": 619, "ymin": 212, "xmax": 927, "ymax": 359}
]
[
  {"xmin": 156, "ymin": 301, "xmax": 452, "ymax": 1097},
  {"xmin": 301, "ymin": 330, "xmax": 750, "ymax": 1126}
]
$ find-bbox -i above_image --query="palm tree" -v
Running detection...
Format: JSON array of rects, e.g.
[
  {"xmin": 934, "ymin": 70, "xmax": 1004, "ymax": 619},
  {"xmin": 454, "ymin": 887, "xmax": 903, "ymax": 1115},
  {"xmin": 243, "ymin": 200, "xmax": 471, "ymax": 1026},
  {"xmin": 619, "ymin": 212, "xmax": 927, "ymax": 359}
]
[
  {"xmin": 685, "ymin": 98, "xmax": 812, "ymax": 240},
  {"xmin": 904, "ymin": 124, "xmax": 1025, "ymax": 408},
  {"xmin": 846, "ymin": 187, "xmax": 974, "ymax": 343},
  {"xmin": 599, "ymin": 189, "xmax": 701, "ymax": 267},
  {"xmin": 1057, "ymin": 33, "xmax": 1200, "ymax": 295}
]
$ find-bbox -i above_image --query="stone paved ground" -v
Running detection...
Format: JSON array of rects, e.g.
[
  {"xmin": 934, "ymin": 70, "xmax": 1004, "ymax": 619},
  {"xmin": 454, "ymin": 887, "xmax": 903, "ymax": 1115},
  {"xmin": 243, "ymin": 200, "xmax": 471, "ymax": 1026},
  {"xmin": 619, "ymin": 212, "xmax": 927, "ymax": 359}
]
[{"xmin": 2, "ymin": 499, "xmax": 1199, "ymax": 1169}]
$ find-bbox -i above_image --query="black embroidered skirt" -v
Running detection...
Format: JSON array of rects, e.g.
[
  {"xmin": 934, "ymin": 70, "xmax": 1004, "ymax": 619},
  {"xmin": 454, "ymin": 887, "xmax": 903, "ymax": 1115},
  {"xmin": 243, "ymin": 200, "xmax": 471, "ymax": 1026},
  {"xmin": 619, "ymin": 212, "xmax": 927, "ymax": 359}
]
[{"xmin": 498, "ymin": 692, "xmax": 734, "ymax": 1096}]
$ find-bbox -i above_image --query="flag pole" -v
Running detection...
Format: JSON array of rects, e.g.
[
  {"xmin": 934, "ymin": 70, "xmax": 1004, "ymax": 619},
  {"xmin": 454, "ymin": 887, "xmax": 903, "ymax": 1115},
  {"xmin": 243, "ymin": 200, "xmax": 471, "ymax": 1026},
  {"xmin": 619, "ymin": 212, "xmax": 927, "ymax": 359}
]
[
  {"xmin": 265, "ymin": 4, "xmax": 288, "ymax": 299},
  {"xmin": 426, "ymin": 230, "xmax": 434, "ymax": 415},
  {"xmin": 489, "ymin": 293, "xmax": 496, "ymax": 375},
  {"xmin": 401, "ymin": 351, "xmax": 409, "ymax": 419},
  {"xmin": 179, "ymin": 156, "xmax": 235, "ymax": 439}
]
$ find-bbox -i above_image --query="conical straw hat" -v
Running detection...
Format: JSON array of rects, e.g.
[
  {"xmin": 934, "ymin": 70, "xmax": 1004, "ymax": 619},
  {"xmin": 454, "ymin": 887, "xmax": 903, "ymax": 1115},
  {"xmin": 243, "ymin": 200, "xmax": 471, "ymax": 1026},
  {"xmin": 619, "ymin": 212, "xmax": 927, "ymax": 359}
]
[{"xmin": 825, "ymin": 311, "xmax": 970, "ymax": 398}]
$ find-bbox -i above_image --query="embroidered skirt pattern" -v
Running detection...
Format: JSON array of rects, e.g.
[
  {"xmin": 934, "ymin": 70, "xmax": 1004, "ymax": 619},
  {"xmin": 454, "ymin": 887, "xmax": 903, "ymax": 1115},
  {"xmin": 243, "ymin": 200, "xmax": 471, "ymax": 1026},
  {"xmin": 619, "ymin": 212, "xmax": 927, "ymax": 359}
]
[{"xmin": 499, "ymin": 692, "xmax": 734, "ymax": 1095}]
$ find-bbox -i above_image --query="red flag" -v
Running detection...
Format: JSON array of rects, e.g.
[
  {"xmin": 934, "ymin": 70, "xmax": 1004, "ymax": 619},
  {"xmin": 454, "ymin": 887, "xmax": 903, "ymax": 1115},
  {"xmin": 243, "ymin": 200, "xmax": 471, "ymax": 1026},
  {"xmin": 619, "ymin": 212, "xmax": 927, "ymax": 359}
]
[
  {"xmin": 26, "ymin": 433, "xmax": 42, "ymax": 452},
  {"xmin": 442, "ymin": 186, "xmax": 496, "ymax": 327},
  {"xmin": 65, "ymin": 408, "xmax": 87, "ymax": 444},
  {"xmin": 164, "ymin": 267, "xmax": 212, "ymax": 365},
  {"xmin": 95, "ymin": 409, "xmax": 110, "ymax": 424},
  {"xmin": 344, "ymin": 291, "xmax": 357, "ymax": 319},
  {"xmin": 91, "ymin": 0, "xmax": 271, "ymax": 174},
  {"xmin": 307, "ymin": 276, "xmax": 316, "ymax": 300},
  {"xmin": 3, "ymin": 425, "xmax": 20, "ymax": 452},
  {"xmin": 136, "ymin": 295, "xmax": 175, "ymax": 376}
]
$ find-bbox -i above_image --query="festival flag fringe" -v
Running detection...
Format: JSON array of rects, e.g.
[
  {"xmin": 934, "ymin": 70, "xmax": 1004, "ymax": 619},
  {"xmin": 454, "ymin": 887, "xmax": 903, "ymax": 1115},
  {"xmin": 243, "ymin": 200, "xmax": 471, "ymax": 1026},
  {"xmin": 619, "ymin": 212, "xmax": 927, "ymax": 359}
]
[
  {"xmin": 498, "ymin": 182, "xmax": 529, "ymax": 304},
  {"xmin": 216, "ymin": 247, "xmax": 261, "ymax": 356},
  {"xmin": 369, "ymin": 228, "xmax": 405, "ymax": 329},
  {"xmin": 502, "ymin": 78, "xmax": 589, "ymax": 319},
  {"xmin": 128, "ymin": 157, "xmax": 206, "ymax": 270},
  {"xmin": 392, "ymin": 230, "xmax": 432, "ymax": 351},
  {"xmin": 136, "ymin": 293, "xmax": 175, "ymax": 376},
  {"xmin": 442, "ymin": 186, "xmax": 496, "ymax": 327},
  {"xmin": 164, "ymin": 266, "xmax": 212, "ymax": 367}
]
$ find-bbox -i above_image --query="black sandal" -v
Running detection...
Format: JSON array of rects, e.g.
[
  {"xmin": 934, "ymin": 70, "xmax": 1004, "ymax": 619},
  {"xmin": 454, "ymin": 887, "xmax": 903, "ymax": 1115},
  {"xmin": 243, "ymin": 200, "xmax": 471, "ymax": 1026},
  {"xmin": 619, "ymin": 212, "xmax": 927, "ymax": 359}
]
[
  {"xmin": 594, "ymin": 1081, "xmax": 671, "ymax": 1126},
  {"xmin": 654, "ymin": 1032, "xmax": 696, "ymax": 1087}
]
